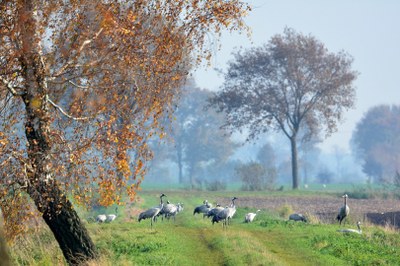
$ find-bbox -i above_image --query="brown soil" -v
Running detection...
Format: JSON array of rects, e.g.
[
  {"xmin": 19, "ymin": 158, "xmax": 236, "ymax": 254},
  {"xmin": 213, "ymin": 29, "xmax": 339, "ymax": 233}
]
[{"xmin": 216, "ymin": 195, "xmax": 400, "ymax": 228}]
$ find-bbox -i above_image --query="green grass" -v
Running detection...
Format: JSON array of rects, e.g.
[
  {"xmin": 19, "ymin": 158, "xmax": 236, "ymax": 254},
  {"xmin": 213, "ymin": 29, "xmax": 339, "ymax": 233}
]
[{"xmin": 9, "ymin": 189, "xmax": 400, "ymax": 265}]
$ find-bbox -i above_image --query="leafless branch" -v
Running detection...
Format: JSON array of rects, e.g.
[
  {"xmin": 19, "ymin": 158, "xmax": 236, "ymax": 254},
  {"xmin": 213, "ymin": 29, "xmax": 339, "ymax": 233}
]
[
  {"xmin": 68, "ymin": 80, "xmax": 91, "ymax": 89},
  {"xmin": 46, "ymin": 95, "xmax": 90, "ymax": 121}
]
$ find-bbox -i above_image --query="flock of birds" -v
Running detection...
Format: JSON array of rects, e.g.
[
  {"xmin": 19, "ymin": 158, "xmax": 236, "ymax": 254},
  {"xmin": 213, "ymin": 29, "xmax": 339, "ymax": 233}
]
[
  {"xmin": 137, "ymin": 193, "xmax": 184, "ymax": 228},
  {"xmin": 194, "ymin": 197, "xmax": 239, "ymax": 227},
  {"xmin": 96, "ymin": 193, "xmax": 362, "ymax": 234}
]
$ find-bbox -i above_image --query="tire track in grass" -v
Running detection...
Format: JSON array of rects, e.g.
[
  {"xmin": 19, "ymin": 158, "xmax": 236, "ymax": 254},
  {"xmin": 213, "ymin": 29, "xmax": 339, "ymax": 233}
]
[
  {"xmin": 249, "ymin": 229, "xmax": 314, "ymax": 266},
  {"xmin": 161, "ymin": 209, "xmax": 226, "ymax": 266},
  {"xmin": 167, "ymin": 206, "xmax": 282, "ymax": 265},
  {"xmin": 175, "ymin": 219, "xmax": 285, "ymax": 266},
  {"xmin": 173, "ymin": 226, "xmax": 225, "ymax": 266}
]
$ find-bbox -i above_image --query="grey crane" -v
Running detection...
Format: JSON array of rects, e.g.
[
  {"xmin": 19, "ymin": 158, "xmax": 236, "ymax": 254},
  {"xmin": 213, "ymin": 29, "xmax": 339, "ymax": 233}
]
[
  {"xmin": 160, "ymin": 200, "xmax": 178, "ymax": 221},
  {"xmin": 212, "ymin": 197, "xmax": 238, "ymax": 227},
  {"xmin": 226, "ymin": 197, "xmax": 238, "ymax": 225},
  {"xmin": 337, "ymin": 221, "xmax": 362, "ymax": 234},
  {"xmin": 193, "ymin": 200, "xmax": 212, "ymax": 217},
  {"xmin": 138, "ymin": 193, "xmax": 166, "ymax": 228},
  {"xmin": 176, "ymin": 203, "xmax": 184, "ymax": 213},
  {"xmin": 206, "ymin": 204, "xmax": 224, "ymax": 218},
  {"xmin": 288, "ymin": 213, "xmax": 307, "ymax": 222},
  {"xmin": 245, "ymin": 210, "xmax": 260, "ymax": 223},
  {"xmin": 336, "ymin": 194, "xmax": 350, "ymax": 225}
]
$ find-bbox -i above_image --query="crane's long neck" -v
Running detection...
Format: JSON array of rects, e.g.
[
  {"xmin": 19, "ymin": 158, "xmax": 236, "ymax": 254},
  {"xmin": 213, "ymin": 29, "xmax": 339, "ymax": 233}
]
[
  {"xmin": 344, "ymin": 196, "xmax": 347, "ymax": 206},
  {"xmin": 160, "ymin": 195, "xmax": 164, "ymax": 206},
  {"xmin": 231, "ymin": 198, "xmax": 236, "ymax": 208}
]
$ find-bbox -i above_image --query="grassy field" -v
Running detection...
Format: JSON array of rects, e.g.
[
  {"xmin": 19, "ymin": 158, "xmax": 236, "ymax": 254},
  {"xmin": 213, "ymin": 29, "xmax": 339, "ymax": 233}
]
[{"xmin": 9, "ymin": 189, "xmax": 400, "ymax": 265}]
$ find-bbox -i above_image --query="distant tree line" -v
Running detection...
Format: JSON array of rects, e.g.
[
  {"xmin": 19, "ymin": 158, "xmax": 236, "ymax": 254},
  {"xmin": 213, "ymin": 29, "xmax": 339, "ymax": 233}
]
[
  {"xmin": 351, "ymin": 104, "xmax": 400, "ymax": 185},
  {"xmin": 148, "ymin": 29, "xmax": 400, "ymax": 191}
]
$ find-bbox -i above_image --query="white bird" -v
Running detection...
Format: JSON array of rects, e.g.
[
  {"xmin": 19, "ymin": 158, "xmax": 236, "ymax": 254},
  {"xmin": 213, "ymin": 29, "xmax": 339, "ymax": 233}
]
[
  {"xmin": 96, "ymin": 214, "xmax": 107, "ymax": 223},
  {"xmin": 337, "ymin": 194, "xmax": 350, "ymax": 225},
  {"xmin": 106, "ymin": 214, "xmax": 117, "ymax": 222},
  {"xmin": 245, "ymin": 210, "xmax": 260, "ymax": 223},
  {"xmin": 106, "ymin": 207, "xmax": 119, "ymax": 222},
  {"xmin": 289, "ymin": 213, "xmax": 307, "ymax": 222},
  {"xmin": 338, "ymin": 221, "xmax": 362, "ymax": 234},
  {"xmin": 138, "ymin": 193, "xmax": 166, "ymax": 228}
]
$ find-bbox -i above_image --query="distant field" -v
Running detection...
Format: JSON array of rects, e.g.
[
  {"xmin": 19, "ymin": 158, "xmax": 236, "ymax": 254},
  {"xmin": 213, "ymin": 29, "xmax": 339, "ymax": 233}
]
[{"xmin": 10, "ymin": 188, "xmax": 400, "ymax": 265}]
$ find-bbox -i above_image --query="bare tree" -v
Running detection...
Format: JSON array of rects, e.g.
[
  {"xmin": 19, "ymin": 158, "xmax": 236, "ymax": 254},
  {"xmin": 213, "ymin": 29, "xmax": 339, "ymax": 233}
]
[{"xmin": 209, "ymin": 28, "xmax": 357, "ymax": 189}]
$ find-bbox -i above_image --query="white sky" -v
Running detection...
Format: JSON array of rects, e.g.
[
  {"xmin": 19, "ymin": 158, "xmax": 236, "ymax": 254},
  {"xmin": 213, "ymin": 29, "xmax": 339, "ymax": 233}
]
[{"xmin": 193, "ymin": 0, "xmax": 400, "ymax": 154}]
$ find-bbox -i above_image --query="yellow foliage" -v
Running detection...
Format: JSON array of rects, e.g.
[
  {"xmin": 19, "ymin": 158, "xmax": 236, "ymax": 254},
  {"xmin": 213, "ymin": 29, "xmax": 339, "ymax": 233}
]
[
  {"xmin": 0, "ymin": 0, "xmax": 250, "ymax": 246},
  {"xmin": 30, "ymin": 97, "xmax": 42, "ymax": 110}
]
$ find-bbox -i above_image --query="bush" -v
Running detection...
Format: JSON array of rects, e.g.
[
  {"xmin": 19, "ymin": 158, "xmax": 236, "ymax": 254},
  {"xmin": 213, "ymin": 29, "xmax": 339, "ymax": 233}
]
[
  {"xmin": 277, "ymin": 204, "xmax": 293, "ymax": 219},
  {"xmin": 205, "ymin": 180, "xmax": 227, "ymax": 191},
  {"xmin": 235, "ymin": 161, "xmax": 276, "ymax": 191}
]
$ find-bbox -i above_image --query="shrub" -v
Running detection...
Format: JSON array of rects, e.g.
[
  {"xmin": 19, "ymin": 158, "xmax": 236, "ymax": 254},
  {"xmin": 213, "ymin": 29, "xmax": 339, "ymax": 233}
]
[
  {"xmin": 277, "ymin": 204, "xmax": 293, "ymax": 219},
  {"xmin": 235, "ymin": 161, "xmax": 276, "ymax": 191},
  {"xmin": 205, "ymin": 180, "xmax": 227, "ymax": 191}
]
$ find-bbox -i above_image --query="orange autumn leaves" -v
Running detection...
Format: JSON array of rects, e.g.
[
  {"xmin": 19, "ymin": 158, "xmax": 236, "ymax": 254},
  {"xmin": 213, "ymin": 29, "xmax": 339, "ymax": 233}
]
[{"xmin": 0, "ymin": 0, "xmax": 250, "ymax": 241}]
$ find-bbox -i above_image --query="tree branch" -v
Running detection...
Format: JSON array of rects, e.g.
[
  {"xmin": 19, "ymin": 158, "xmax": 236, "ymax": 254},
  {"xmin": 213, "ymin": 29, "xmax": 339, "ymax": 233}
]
[
  {"xmin": 46, "ymin": 95, "xmax": 90, "ymax": 121},
  {"xmin": 68, "ymin": 80, "xmax": 91, "ymax": 89},
  {"xmin": 0, "ymin": 76, "xmax": 25, "ymax": 96},
  {"xmin": 51, "ymin": 28, "xmax": 104, "ymax": 79}
]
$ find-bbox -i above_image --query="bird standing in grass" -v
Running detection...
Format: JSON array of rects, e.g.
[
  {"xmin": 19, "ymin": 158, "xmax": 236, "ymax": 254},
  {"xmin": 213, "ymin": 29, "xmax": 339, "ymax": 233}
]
[
  {"xmin": 245, "ymin": 210, "xmax": 260, "ymax": 223},
  {"xmin": 193, "ymin": 200, "xmax": 212, "ymax": 217},
  {"xmin": 338, "ymin": 221, "xmax": 362, "ymax": 234},
  {"xmin": 227, "ymin": 197, "xmax": 238, "ymax": 225},
  {"xmin": 206, "ymin": 204, "xmax": 224, "ymax": 218},
  {"xmin": 212, "ymin": 197, "xmax": 238, "ymax": 227},
  {"xmin": 161, "ymin": 200, "xmax": 178, "ymax": 221},
  {"xmin": 337, "ymin": 194, "xmax": 350, "ymax": 225},
  {"xmin": 138, "ymin": 193, "xmax": 166, "ymax": 228}
]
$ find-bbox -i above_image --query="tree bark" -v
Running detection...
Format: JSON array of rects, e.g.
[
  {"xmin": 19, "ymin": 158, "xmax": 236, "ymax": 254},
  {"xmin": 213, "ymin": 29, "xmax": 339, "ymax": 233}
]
[
  {"xmin": 21, "ymin": 49, "xmax": 97, "ymax": 264},
  {"xmin": 36, "ymin": 183, "xmax": 97, "ymax": 265},
  {"xmin": 290, "ymin": 137, "xmax": 299, "ymax": 189}
]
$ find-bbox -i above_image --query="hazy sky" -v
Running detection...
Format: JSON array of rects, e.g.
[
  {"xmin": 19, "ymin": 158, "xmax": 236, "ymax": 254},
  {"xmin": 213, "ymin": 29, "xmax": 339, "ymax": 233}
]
[{"xmin": 193, "ymin": 0, "xmax": 400, "ymax": 153}]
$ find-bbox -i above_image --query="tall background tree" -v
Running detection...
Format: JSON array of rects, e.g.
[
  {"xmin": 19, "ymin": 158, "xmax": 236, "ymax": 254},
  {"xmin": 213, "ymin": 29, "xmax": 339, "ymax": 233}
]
[
  {"xmin": 176, "ymin": 86, "xmax": 237, "ymax": 188},
  {"xmin": 209, "ymin": 27, "xmax": 358, "ymax": 189},
  {"xmin": 0, "ymin": 1, "xmax": 250, "ymax": 264},
  {"xmin": 351, "ymin": 104, "xmax": 400, "ymax": 184},
  {"xmin": 256, "ymin": 142, "xmax": 277, "ymax": 186},
  {"xmin": 147, "ymin": 83, "xmax": 237, "ymax": 189}
]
